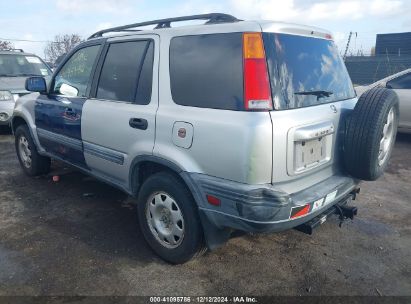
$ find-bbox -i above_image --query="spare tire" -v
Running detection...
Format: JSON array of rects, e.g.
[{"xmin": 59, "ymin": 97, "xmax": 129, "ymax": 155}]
[{"xmin": 344, "ymin": 87, "xmax": 399, "ymax": 181}]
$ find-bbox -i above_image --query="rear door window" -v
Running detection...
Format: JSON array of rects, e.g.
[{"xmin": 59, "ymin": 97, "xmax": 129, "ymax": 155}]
[
  {"xmin": 96, "ymin": 40, "xmax": 153, "ymax": 104},
  {"xmin": 263, "ymin": 33, "xmax": 356, "ymax": 110},
  {"xmin": 169, "ymin": 33, "xmax": 243, "ymax": 110},
  {"xmin": 387, "ymin": 73, "xmax": 411, "ymax": 89}
]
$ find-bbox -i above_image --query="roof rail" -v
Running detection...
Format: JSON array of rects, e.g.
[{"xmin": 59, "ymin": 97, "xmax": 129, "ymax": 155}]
[
  {"xmin": 4, "ymin": 48, "xmax": 24, "ymax": 53},
  {"xmin": 88, "ymin": 13, "xmax": 240, "ymax": 39}
]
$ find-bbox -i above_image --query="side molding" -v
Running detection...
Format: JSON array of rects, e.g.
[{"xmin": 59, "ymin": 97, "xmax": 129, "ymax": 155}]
[{"xmin": 83, "ymin": 142, "xmax": 125, "ymax": 165}]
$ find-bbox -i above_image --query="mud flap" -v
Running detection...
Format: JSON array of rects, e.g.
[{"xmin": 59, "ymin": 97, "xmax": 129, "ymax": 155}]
[{"xmin": 199, "ymin": 210, "xmax": 232, "ymax": 250}]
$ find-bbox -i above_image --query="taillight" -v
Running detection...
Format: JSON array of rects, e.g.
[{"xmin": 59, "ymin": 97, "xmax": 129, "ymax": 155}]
[{"xmin": 243, "ymin": 32, "xmax": 272, "ymax": 111}]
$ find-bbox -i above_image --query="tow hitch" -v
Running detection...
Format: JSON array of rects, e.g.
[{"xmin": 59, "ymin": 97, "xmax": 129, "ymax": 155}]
[
  {"xmin": 294, "ymin": 189, "xmax": 359, "ymax": 235},
  {"xmin": 339, "ymin": 205, "xmax": 357, "ymax": 219}
]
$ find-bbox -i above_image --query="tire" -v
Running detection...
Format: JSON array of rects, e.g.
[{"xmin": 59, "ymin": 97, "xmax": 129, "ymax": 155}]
[
  {"xmin": 0, "ymin": 125, "xmax": 11, "ymax": 135},
  {"xmin": 15, "ymin": 125, "xmax": 51, "ymax": 176},
  {"xmin": 137, "ymin": 172, "xmax": 207, "ymax": 264},
  {"xmin": 344, "ymin": 88, "xmax": 399, "ymax": 181}
]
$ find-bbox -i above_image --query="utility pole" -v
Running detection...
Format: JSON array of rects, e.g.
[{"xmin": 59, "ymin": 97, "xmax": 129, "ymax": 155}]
[{"xmin": 343, "ymin": 31, "xmax": 357, "ymax": 61}]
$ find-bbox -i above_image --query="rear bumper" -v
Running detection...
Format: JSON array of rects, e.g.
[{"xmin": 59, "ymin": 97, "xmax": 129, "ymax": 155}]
[{"xmin": 183, "ymin": 172, "xmax": 360, "ymax": 234}]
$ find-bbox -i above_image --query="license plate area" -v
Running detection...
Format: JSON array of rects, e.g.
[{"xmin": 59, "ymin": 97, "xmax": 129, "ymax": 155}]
[
  {"xmin": 294, "ymin": 137, "xmax": 327, "ymax": 173},
  {"xmin": 293, "ymin": 135, "xmax": 332, "ymax": 174},
  {"xmin": 287, "ymin": 121, "xmax": 335, "ymax": 176}
]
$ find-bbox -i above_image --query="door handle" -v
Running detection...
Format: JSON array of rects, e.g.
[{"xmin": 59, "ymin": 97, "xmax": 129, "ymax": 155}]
[
  {"xmin": 65, "ymin": 108, "xmax": 75, "ymax": 116},
  {"xmin": 129, "ymin": 118, "xmax": 148, "ymax": 130}
]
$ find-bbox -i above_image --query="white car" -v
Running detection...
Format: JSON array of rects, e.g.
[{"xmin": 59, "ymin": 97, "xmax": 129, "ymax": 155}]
[{"xmin": 356, "ymin": 68, "xmax": 411, "ymax": 134}]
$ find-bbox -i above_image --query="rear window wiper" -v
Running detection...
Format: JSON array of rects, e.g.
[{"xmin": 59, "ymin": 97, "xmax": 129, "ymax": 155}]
[{"xmin": 294, "ymin": 90, "xmax": 334, "ymax": 100}]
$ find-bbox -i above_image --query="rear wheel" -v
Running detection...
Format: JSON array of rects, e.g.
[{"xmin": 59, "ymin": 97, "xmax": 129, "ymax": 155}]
[
  {"xmin": 137, "ymin": 172, "xmax": 206, "ymax": 264},
  {"xmin": 344, "ymin": 88, "xmax": 399, "ymax": 181},
  {"xmin": 15, "ymin": 125, "xmax": 51, "ymax": 176}
]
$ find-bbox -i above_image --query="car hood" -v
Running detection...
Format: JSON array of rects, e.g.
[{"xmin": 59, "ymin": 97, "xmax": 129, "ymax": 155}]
[{"xmin": 0, "ymin": 77, "xmax": 28, "ymax": 94}]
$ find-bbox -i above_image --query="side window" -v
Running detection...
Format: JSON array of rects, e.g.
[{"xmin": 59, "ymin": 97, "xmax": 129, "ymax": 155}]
[
  {"xmin": 53, "ymin": 45, "xmax": 100, "ymax": 97},
  {"xmin": 96, "ymin": 40, "xmax": 153, "ymax": 104},
  {"xmin": 387, "ymin": 73, "xmax": 411, "ymax": 89},
  {"xmin": 169, "ymin": 33, "xmax": 243, "ymax": 110}
]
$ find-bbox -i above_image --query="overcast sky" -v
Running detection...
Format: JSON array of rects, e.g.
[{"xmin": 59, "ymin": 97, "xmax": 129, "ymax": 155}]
[{"xmin": 0, "ymin": 0, "xmax": 409, "ymax": 58}]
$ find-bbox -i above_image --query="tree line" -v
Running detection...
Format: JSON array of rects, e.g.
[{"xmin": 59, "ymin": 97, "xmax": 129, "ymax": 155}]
[{"xmin": 0, "ymin": 34, "xmax": 83, "ymax": 65}]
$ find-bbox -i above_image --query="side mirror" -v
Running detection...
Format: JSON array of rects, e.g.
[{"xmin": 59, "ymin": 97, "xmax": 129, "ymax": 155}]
[{"xmin": 25, "ymin": 77, "xmax": 47, "ymax": 94}]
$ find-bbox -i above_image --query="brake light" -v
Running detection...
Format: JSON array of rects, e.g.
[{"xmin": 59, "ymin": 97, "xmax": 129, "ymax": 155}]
[{"xmin": 243, "ymin": 33, "xmax": 272, "ymax": 111}]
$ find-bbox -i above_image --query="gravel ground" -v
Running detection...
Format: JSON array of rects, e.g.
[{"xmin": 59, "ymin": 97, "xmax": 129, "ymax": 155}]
[{"xmin": 0, "ymin": 128, "xmax": 410, "ymax": 296}]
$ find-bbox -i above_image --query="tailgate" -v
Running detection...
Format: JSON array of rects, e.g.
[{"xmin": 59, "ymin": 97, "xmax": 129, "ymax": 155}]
[
  {"xmin": 270, "ymin": 99, "xmax": 357, "ymax": 193},
  {"xmin": 262, "ymin": 31, "xmax": 357, "ymax": 192}
]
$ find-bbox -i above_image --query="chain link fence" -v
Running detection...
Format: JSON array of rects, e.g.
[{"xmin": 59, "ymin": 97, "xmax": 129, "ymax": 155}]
[{"xmin": 345, "ymin": 55, "xmax": 411, "ymax": 86}]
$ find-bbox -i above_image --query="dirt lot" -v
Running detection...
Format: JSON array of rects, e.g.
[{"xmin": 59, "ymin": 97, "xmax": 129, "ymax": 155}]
[{"xmin": 0, "ymin": 128, "xmax": 410, "ymax": 296}]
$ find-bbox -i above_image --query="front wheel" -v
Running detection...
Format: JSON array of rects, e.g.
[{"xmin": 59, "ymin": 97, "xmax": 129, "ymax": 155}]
[
  {"xmin": 137, "ymin": 172, "xmax": 206, "ymax": 264},
  {"xmin": 15, "ymin": 125, "xmax": 51, "ymax": 176}
]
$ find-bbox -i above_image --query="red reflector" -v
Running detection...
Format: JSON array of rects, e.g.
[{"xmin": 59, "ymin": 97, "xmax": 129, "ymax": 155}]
[
  {"xmin": 325, "ymin": 33, "xmax": 333, "ymax": 40},
  {"xmin": 206, "ymin": 194, "xmax": 221, "ymax": 206},
  {"xmin": 290, "ymin": 204, "xmax": 310, "ymax": 219}
]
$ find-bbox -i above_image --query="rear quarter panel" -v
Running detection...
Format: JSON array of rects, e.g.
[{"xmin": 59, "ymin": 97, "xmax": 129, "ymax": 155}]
[{"xmin": 154, "ymin": 23, "xmax": 273, "ymax": 184}]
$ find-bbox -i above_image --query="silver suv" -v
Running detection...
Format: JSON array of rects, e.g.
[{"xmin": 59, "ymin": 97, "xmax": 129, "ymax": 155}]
[
  {"xmin": 11, "ymin": 14, "xmax": 399, "ymax": 263},
  {"xmin": 0, "ymin": 49, "xmax": 51, "ymax": 127}
]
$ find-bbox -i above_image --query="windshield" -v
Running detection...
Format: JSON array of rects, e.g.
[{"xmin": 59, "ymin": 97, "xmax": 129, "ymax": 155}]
[
  {"xmin": 263, "ymin": 33, "xmax": 356, "ymax": 110},
  {"xmin": 0, "ymin": 54, "xmax": 51, "ymax": 77}
]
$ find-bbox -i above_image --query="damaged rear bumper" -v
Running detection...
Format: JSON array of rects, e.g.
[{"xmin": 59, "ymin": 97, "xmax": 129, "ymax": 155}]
[{"xmin": 182, "ymin": 172, "xmax": 360, "ymax": 248}]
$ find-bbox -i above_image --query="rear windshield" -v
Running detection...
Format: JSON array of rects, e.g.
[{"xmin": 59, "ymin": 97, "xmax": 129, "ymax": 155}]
[
  {"xmin": 0, "ymin": 54, "xmax": 51, "ymax": 77},
  {"xmin": 263, "ymin": 33, "xmax": 356, "ymax": 110}
]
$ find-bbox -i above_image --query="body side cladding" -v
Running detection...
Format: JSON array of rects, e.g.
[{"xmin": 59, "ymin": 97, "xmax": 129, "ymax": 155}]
[
  {"xmin": 37, "ymin": 128, "xmax": 83, "ymax": 151},
  {"xmin": 11, "ymin": 115, "xmax": 26, "ymax": 135},
  {"xmin": 83, "ymin": 141, "xmax": 125, "ymax": 165},
  {"xmin": 128, "ymin": 155, "xmax": 184, "ymax": 197}
]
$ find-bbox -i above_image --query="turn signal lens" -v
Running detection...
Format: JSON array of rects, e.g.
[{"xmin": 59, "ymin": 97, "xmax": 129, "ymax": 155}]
[{"xmin": 243, "ymin": 33, "xmax": 265, "ymax": 59}]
